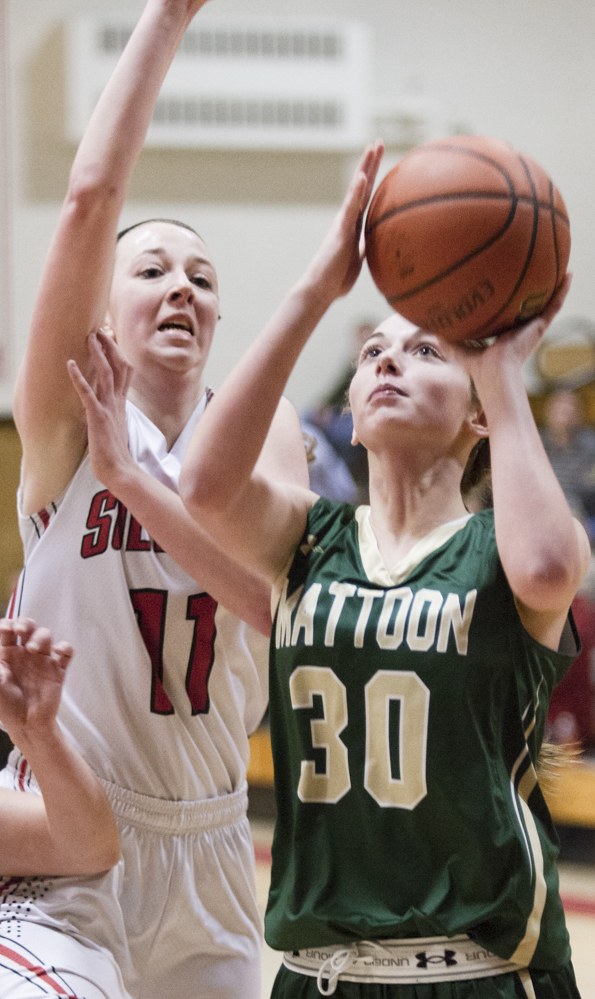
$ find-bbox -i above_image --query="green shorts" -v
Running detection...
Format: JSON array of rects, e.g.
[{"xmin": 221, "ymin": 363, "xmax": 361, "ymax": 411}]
[{"xmin": 270, "ymin": 962, "xmax": 581, "ymax": 999}]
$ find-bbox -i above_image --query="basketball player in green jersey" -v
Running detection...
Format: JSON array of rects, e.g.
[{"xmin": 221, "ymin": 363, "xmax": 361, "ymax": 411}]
[{"xmin": 97, "ymin": 142, "xmax": 585, "ymax": 999}]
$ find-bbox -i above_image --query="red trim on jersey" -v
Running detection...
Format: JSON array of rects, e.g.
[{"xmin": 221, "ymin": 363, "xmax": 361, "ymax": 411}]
[
  {"xmin": 17, "ymin": 757, "xmax": 28, "ymax": 792},
  {"xmin": 0, "ymin": 942, "xmax": 76, "ymax": 995},
  {"xmin": 37, "ymin": 508, "xmax": 50, "ymax": 531},
  {"xmin": 6, "ymin": 587, "xmax": 17, "ymax": 620},
  {"xmin": 0, "ymin": 877, "xmax": 23, "ymax": 895},
  {"xmin": 561, "ymin": 893, "xmax": 595, "ymax": 916}
]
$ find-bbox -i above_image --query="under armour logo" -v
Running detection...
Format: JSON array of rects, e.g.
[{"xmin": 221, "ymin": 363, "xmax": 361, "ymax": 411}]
[{"xmin": 416, "ymin": 950, "xmax": 458, "ymax": 969}]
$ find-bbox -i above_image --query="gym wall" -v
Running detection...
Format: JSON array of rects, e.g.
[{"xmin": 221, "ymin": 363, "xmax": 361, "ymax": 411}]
[{"xmin": 3, "ymin": 0, "xmax": 595, "ymax": 418}]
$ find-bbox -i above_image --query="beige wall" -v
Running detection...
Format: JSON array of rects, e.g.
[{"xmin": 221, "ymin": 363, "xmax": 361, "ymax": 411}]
[
  {"xmin": 0, "ymin": 420, "xmax": 21, "ymax": 611},
  {"xmin": 0, "ymin": 1, "xmax": 12, "ymax": 389},
  {"xmin": 4, "ymin": 0, "xmax": 595, "ymax": 416}
]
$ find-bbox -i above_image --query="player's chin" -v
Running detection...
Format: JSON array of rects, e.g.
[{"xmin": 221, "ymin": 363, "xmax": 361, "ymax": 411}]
[{"xmin": 153, "ymin": 345, "xmax": 202, "ymax": 370}]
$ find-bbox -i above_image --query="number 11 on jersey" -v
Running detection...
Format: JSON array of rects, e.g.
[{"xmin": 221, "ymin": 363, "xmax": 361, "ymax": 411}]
[{"xmin": 130, "ymin": 588, "xmax": 217, "ymax": 715}]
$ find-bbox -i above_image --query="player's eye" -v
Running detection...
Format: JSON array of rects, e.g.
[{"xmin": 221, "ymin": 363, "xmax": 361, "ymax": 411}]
[
  {"xmin": 139, "ymin": 267, "xmax": 163, "ymax": 279},
  {"xmin": 415, "ymin": 343, "xmax": 440, "ymax": 359},
  {"xmin": 191, "ymin": 275, "xmax": 212, "ymax": 289},
  {"xmin": 361, "ymin": 343, "xmax": 383, "ymax": 361}
]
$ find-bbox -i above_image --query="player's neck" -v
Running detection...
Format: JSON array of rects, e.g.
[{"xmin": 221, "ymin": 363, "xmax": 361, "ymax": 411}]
[
  {"xmin": 367, "ymin": 449, "xmax": 469, "ymax": 568},
  {"xmin": 127, "ymin": 370, "xmax": 204, "ymax": 450}
]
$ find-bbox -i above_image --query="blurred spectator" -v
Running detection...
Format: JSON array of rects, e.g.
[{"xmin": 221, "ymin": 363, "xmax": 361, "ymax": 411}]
[
  {"xmin": 547, "ymin": 591, "xmax": 595, "ymax": 750},
  {"xmin": 539, "ymin": 390, "xmax": 595, "ymax": 527},
  {"xmin": 540, "ymin": 391, "xmax": 595, "ymax": 752},
  {"xmin": 302, "ymin": 420, "xmax": 358, "ymax": 503},
  {"xmin": 303, "ymin": 319, "xmax": 379, "ymax": 502}
]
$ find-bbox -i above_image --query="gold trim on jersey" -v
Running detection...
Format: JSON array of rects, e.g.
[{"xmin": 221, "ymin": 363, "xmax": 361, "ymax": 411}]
[
  {"xmin": 355, "ymin": 507, "xmax": 472, "ymax": 587},
  {"xmin": 510, "ymin": 797, "xmax": 547, "ymax": 967},
  {"xmin": 508, "ymin": 689, "xmax": 548, "ymax": 967},
  {"xmin": 518, "ymin": 969, "xmax": 537, "ymax": 999}
]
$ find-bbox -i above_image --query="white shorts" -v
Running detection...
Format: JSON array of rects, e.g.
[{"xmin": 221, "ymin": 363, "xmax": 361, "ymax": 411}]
[
  {"xmin": 0, "ymin": 920, "xmax": 130, "ymax": 998},
  {"xmin": 104, "ymin": 779, "xmax": 262, "ymax": 999},
  {"xmin": 0, "ymin": 764, "xmax": 262, "ymax": 999}
]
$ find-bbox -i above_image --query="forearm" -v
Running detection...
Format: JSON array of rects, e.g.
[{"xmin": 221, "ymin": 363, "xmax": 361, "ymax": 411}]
[
  {"xmin": 477, "ymin": 364, "xmax": 587, "ymax": 610},
  {"xmin": 178, "ymin": 145, "xmax": 383, "ymax": 514},
  {"xmin": 103, "ymin": 461, "xmax": 273, "ymax": 635},
  {"xmin": 17, "ymin": 1, "xmax": 208, "ymax": 432},
  {"xmin": 68, "ymin": 0, "xmax": 198, "ymax": 202},
  {"xmin": 2, "ymin": 724, "xmax": 119, "ymax": 876},
  {"xmin": 181, "ymin": 279, "xmax": 332, "ymax": 514},
  {"xmin": 178, "ymin": 146, "xmax": 381, "ymax": 572}
]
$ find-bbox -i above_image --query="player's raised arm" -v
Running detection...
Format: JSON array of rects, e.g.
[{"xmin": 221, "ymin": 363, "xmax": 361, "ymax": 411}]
[
  {"xmin": 457, "ymin": 280, "xmax": 590, "ymax": 644},
  {"xmin": 179, "ymin": 143, "xmax": 384, "ymax": 581},
  {"xmin": 15, "ymin": 0, "xmax": 212, "ymax": 517},
  {"xmin": 0, "ymin": 619, "xmax": 120, "ymax": 875},
  {"xmin": 67, "ymin": 333, "xmax": 282, "ymax": 635}
]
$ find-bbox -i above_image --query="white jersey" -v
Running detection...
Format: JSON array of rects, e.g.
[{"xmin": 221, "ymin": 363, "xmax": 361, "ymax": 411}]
[{"xmin": 13, "ymin": 394, "xmax": 269, "ymax": 801}]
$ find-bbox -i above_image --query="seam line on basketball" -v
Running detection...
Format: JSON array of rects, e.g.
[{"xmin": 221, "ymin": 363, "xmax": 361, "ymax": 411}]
[
  {"xmin": 549, "ymin": 179, "xmax": 561, "ymax": 289},
  {"xmin": 386, "ymin": 194, "xmax": 519, "ymax": 304},
  {"xmin": 367, "ymin": 143, "xmax": 516, "ymax": 236},
  {"xmin": 366, "ymin": 191, "xmax": 568, "ymax": 235},
  {"xmin": 463, "ymin": 152, "xmax": 540, "ymax": 337}
]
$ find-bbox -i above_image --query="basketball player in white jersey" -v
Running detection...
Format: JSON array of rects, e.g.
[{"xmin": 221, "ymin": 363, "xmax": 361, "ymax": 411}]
[
  {"xmin": 0, "ymin": 617, "xmax": 129, "ymax": 999},
  {"xmin": 8, "ymin": 1, "xmax": 307, "ymax": 997}
]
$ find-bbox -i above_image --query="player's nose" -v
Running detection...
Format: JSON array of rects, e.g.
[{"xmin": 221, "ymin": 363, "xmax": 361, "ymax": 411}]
[
  {"xmin": 376, "ymin": 347, "xmax": 402, "ymax": 376},
  {"xmin": 167, "ymin": 272, "xmax": 195, "ymax": 305}
]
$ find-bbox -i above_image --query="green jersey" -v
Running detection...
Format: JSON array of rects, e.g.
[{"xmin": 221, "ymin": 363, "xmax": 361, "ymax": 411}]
[{"xmin": 265, "ymin": 500, "xmax": 578, "ymax": 971}]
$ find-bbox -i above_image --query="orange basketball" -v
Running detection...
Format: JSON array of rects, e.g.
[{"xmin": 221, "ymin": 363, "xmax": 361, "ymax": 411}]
[{"xmin": 365, "ymin": 136, "xmax": 570, "ymax": 341}]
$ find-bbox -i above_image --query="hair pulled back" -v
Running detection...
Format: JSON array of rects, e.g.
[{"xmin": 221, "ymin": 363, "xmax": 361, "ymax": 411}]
[
  {"xmin": 461, "ymin": 379, "xmax": 491, "ymax": 511},
  {"xmin": 117, "ymin": 219, "xmax": 203, "ymax": 243}
]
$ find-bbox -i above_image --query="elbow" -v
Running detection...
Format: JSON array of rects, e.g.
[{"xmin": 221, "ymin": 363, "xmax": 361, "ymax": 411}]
[
  {"xmin": 253, "ymin": 603, "xmax": 273, "ymax": 639},
  {"xmin": 257, "ymin": 614, "xmax": 273, "ymax": 640},
  {"xmin": 79, "ymin": 833, "xmax": 121, "ymax": 876},
  {"xmin": 179, "ymin": 466, "xmax": 221, "ymax": 522},
  {"xmin": 100, "ymin": 839, "xmax": 122, "ymax": 873},
  {"xmin": 98, "ymin": 827, "xmax": 122, "ymax": 872},
  {"xmin": 178, "ymin": 470, "xmax": 199, "ymax": 517},
  {"xmin": 63, "ymin": 172, "xmax": 123, "ymax": 223},
  {"xmin": 69, "ymin": 812, "xmax": 121, "ymax": 875},
  {"xmin": 509, "ymin": 554, "xmax": 582, "ymax": 612}
]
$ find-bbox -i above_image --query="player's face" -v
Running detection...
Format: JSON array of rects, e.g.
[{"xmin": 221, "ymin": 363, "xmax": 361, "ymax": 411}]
[
  {"xmin": 106, "ymin": 222, "xmax": 219, "ymax": 379},
  {"xmin": 349, "ymin": 313, "xmax": 478, "ymax": 454}
]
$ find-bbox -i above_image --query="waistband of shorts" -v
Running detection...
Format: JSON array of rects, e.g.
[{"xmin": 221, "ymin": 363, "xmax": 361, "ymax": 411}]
[
  {"xmin": 283, "ymin": 936, "xmax": 524, "ymax": 993},
  {"xmin": 99, "ymin": 778, "xmax": 248, "ymax": 835}
]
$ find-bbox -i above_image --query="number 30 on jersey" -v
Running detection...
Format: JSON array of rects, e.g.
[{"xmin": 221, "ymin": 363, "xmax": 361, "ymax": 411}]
[{"xmin": 289, "ymin": 666, "xmax": 430, "ymax": 809}]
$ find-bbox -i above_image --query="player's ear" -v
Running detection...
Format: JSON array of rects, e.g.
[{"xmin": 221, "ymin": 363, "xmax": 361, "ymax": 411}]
[
  {"xmin": 467, "ymin": 377, "xmax": 488, "ymax": 441},
  {"xmin": 351, "ymin": 427, "xmax": 360, "ymax": 446},
  {"xmin": 469, "ymin": 406, "xmax": 489, "ymax": 441}
]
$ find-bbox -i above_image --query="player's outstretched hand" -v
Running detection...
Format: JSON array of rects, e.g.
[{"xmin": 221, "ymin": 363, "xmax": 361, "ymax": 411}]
[
  {"xmin": 456, "ymin": 274, "xmax": 572, "ymax": 388},
  {"xmin": 67, "ymin": 331, "xmax": 133, "ymax": 490},
  {"xmin": 301, "ymin": 142, "xmax": 384, "ymax": 302},
  {"xmin": 0, "ymin": 618, "xmax": 73, "ymax": 741}
]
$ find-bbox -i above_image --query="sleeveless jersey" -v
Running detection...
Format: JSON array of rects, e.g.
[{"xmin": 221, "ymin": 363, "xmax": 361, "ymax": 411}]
[
  {"xmin": 265, "ymin": 499, "xmax": 578, "ymax": 971},
  {"xmin": 12, "ymin": 395, "xmax": 268, "ymax": 801}
]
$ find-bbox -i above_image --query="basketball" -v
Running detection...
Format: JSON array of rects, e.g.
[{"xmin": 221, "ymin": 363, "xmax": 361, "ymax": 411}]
[{"xmin": 365, "ymin": 135, "xmax": 570, "ymax": 341}]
